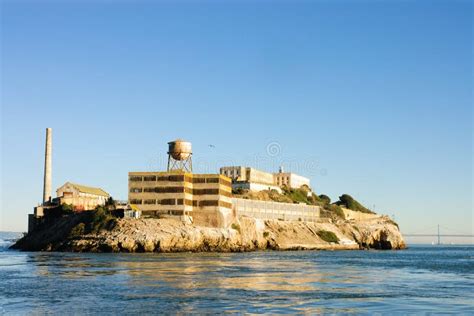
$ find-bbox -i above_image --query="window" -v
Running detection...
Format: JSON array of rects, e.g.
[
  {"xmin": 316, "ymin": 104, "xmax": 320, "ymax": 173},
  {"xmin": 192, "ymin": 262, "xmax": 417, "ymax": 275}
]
[
  {"xmin": 130, "ymin": 188, "xmax": 142, "ymax": 193},
  {"xmin": 192, "ymin": 178, "xmax": 206, "ymax": 184},
  {"xmin": 169, "ymin": 175, "xmax": 184, "ymax": 182},
  {"xmin": 143, "ymin": 175, "xmax": 156, "ymax": 181},
  {"xmin": 129, "ymin": 176, "xmax": 142, "ymax": 182},
  {"xmin": 144, "ymin": 199, "xmax": 156, "ymax": 205},
  {"xmin": 129, "ymin": 199, "xmax": 142, "ymax": 204},
  {"xmin": 144, "ymin": 187, "xmax": 155, "ymax": 193},
  {"xmin": 193, "ymin": 188, "xmax": 219, "ymax": 195},
  {"xmin": 177, "ymin": 199, "xmax": 184, "ymax": 205},
  {"xmin": 154, "ymin": 187, "xmax": 184, "ymax": 193},
  {"xmin": 206, "ymin": 178, "xmax": 219, "ymax": 183},
  {"xmin": 158, "ymin": 199, "xmax": 176, "ymax": 205}
]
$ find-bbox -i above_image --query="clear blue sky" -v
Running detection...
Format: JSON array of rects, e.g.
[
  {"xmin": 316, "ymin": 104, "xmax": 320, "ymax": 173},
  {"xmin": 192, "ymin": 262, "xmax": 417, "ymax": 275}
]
[{"xmin": 1, "ymin": 1, "xmax": 472, "ymax": 241}]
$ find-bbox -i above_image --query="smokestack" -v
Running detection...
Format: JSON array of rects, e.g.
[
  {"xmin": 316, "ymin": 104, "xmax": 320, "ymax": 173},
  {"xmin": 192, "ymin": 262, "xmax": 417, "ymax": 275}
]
[{"xmin": 42, "ymin": 128, "xmax": 52, "ymax": 204}]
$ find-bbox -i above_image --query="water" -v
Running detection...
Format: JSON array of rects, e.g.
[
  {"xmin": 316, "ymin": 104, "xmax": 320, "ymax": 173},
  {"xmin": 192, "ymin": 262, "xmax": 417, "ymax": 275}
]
[{"xmin": 1, "ymin": 232, "xmax": 473, "ymax": 314}]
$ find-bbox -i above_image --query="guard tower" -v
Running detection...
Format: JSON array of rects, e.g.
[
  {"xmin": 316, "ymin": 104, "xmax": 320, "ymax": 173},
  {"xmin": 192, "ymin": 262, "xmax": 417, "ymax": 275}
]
[{"xmin": 167, "ymin": 139, "xmax": 193, "ymax": 172}]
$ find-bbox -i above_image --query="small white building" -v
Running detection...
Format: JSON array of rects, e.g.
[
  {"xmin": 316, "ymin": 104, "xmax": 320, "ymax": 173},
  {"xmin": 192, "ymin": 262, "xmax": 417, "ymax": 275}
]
[
  {"xmin": 220, "ymin": 166, "xmax": 282, "ymax": 193},
  {"xmin": 274, "ymin": 172, "xmax": 311, "ymax": 190},
  {"xmin": 56, "ymin": 182, "xmax": 110, "ymax": 211}
]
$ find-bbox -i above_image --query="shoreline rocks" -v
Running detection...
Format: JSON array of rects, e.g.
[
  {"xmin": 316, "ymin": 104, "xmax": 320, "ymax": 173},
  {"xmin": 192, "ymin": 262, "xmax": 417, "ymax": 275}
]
[{"xmin": 11, "ymin": 214, "xmax": 406, "ymax": 252}]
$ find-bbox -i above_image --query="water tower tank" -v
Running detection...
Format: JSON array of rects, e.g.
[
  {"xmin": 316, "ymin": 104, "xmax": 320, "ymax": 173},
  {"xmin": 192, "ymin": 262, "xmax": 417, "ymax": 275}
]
[{"xmin": 168, "ymin": 139, "xmax": 192, "ymax": 161}]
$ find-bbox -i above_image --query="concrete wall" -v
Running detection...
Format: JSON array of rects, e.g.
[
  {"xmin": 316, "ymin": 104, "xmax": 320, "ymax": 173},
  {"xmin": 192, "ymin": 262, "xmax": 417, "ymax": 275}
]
[
  {"xmin": 232, "ymin": 198, "xmax": 320, "ymax": 222},
  {"xmin": 342, "ymin": 208, "xmax": 380, "ymax": 221}
]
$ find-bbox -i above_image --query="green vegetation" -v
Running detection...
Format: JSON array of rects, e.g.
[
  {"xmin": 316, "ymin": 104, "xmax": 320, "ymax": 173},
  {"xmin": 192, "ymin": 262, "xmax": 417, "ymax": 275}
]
[
  {"xmin": 327, "ymin": 204, "xmax": 346, "ymax": 220},
  {"xmin": 86, "ymin": 206, "xmax": 117, "ymax": 233},
  {"xmin": 231, "ymin": 223, "xmax": 241, "ymax": 234},
  {"xmin": 317, "ymin": 230, "xmax": 339, "ymax": 243},
  {"xmin": 263, "ymin": 231, "xmax": 270, "ymax": 238},
  {"xmin": 69, "ymin": 223, "xmax": 85, "ymax": 238},
  {"xmin": 318, "ymin": 194, "xmax": 331, "ymax": 204},
  {"xmin": 282, "ymin": 186, "xmax": 312, "ymax": 205},
  {"xmin": 335, "ymin": 194, "xmax": 374, "ymax": 214}
]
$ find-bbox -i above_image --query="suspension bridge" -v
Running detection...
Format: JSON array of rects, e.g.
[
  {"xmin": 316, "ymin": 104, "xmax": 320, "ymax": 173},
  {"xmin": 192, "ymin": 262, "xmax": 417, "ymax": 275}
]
[{"xmin": 403, "ymin": 225, "xmax": 474, "ymax": 245}]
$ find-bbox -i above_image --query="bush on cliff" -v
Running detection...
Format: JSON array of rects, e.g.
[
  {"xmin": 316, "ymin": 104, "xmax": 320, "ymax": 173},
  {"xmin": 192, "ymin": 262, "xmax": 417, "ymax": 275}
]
[
  {"xmin": 326, "ymin": 204, "xmax": 346, "ymax": 220},
  {"xmin": 318, "ymin": 194, "xmax": 331, "ymax": 205},
  {"xmin": 317, "ymin": 230, "xmax": 339, "ymax": 243},
  {"xmin": 335, "ymin": 194, "xmax": 374, "ymax": 214},
  {"xmin": 284, "ymin": 187, "xmax": 311, "ymax": 204},
  {"xmin": 86, "ymin": 206, "xmax": 117, "ymax": 233}
]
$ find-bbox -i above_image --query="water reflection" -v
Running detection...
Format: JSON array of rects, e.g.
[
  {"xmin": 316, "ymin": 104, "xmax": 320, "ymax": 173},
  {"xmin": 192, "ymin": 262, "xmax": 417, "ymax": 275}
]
[{"xmin": 1, "ymin": 247, "xmax": 473, "ymax": 314}]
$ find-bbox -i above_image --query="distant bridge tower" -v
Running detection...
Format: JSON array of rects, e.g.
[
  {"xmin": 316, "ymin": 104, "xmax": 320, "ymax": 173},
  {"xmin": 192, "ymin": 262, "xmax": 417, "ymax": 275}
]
[
  {"xmin": 437, "ymin": 224, "xmax": 441, "ymax": 245},
  {"xmin": 167, "ymin": 139, "xmax": 193, "ymax": 172}
]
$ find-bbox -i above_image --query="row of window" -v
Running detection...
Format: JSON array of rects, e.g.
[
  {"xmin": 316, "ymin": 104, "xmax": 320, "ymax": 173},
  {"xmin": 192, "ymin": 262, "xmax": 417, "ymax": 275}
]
[
  {"xmin": 129, "ymin": 175, "xmax": 231, "ymax": 186},
  {"xmin": 130, "ymin": 187, "xmax": 232, "ymax": 197},
  {"xmin": 129, "ymin": 175, "xmax": 188, "ymax": 182}
]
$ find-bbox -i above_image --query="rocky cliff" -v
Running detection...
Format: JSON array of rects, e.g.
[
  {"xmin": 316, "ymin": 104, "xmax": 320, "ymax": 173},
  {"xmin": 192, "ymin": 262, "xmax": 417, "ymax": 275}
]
[{"xmin": 11, "ymin": 212, "xmax": 405, "ymax": 252}]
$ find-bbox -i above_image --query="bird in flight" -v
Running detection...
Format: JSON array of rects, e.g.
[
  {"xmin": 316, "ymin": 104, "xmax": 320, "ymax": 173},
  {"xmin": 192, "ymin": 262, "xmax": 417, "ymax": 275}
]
[{"xmin": 209, "ymin": 144, "xmax": 216, "ymax": 148}]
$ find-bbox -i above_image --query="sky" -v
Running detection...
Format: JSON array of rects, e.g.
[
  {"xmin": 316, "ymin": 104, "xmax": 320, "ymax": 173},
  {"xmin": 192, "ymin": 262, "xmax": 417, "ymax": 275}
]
[{"xmin": 1, "ymin": 0, "xmax": 472, "ymax": 243}]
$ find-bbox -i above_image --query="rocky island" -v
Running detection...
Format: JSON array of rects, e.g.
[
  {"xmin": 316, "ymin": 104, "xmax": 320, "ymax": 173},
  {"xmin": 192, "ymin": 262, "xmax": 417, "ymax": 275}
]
[
  {"xmin": 13, "ymin": 132, "xmax": 405, "ymax": 252},
  {"xmin": 12, "ymin": 191, "xmax": 405, "ymax": 252}
]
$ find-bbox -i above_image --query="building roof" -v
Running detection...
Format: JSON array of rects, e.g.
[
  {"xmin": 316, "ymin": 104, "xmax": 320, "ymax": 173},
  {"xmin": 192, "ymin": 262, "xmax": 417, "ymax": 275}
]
[{"xmin": 67, "ymin": 182, "xmax": 109, "ymax": 197}]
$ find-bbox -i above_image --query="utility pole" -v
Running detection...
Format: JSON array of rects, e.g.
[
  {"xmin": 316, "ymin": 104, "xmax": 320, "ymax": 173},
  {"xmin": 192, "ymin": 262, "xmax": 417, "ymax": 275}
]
[{"xmin": 437, "ymin": 224, "xmax": 441, "ymax": 245}]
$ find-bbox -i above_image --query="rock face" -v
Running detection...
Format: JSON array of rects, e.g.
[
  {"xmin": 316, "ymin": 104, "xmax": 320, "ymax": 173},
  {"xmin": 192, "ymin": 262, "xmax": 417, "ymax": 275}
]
[{"xmin": 11, "ymin": 213, "xmax": 405, "ymax": 252}]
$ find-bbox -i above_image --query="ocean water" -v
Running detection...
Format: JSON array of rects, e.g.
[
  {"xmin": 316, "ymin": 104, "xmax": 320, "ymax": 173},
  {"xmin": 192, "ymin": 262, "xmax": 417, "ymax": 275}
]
[{"xmin": 1, "ymin": 232, "xmax": 473, "ymax": 314}]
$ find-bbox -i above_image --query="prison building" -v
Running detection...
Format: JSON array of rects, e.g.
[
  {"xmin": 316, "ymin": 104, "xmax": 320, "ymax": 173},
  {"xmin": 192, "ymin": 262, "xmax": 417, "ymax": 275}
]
[
  {"xmin": 220, "ymin": 166, "xmax": 282, "ymax": 193},
  {"xmin": 232, "ymin": 198, "xmax": 320, "ymax": 222},
  {"xmin": 128, "ymin": 171, "xmax": 233, "ymax": 227},
  {"xmin": 273, "ymin": 172, "xmax": 311, "ymax": 190},
  {"xmin": 56, "ymin": 182, "xmax": 110, "ymax": 211}
]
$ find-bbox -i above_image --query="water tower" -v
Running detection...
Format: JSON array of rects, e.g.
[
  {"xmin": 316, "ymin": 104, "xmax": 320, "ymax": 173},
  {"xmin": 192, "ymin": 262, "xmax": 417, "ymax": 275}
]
[{"xmin": 167, "ymin": 139, "xmax": 193, "ymax": 172}]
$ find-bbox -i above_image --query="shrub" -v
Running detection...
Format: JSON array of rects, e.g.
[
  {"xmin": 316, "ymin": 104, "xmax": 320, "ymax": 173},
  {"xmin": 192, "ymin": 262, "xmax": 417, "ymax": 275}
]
[
  {"xmin": 318, "ymin": 194, "xmax": 331, "ymax": 205},
  {"xmin": 231, "ymin": 223, "xmax": 241, "ymax": 234},
  {"xmin": 336, "ymin": 194, "xmax": 374, "ymax": 214},
  {"xmin": 61, "ymin": 204, "xmax": 74, "ymax": 214},
  {"xmin": 263, "ymin": 231, "xmax": 270, "ymax": 238},
  {"xmin": 69, "ymin": 223, "xmax": 85, "ymax": 238},
  {"xmin": 327, "ymin": 204, "xmax": 346, "ymax": 219},
  {"xmin": 87, "ymin": 206, "xmax": 117, "ymax": 233},
  {"xmin": 317, "ymin": 230, "xmax": 339, "ymax": 243},
  {"xmin": 285, "ymin": 188, "xmax": 310, "ymax": 204}
]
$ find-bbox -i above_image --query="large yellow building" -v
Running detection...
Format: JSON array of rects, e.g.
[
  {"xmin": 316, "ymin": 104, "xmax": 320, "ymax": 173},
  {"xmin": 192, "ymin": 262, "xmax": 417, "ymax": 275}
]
[{"xmin": 128, "ymin": 171, "xmax": 233, "ymax": 227}]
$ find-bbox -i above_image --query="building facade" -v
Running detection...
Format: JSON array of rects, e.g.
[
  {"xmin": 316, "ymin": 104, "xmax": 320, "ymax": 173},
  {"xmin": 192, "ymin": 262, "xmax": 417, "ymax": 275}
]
[
  {"xmin": 220, "ymin": 166, "xmax": 282, "ymax": 193},
  {"xmin": 220, "ymin": 166, "xmax": 311, "ymax": 192},
  {"xmin": 56, "ymin": 182, "xmax": 109, "ymax": 211},
  {"xmin": 128, "ymin": 171, "xmax": 233, "ymax": 227},
  {"xmin": 274, "ymin": 172, "xmax": 310, "ymax": 189}
]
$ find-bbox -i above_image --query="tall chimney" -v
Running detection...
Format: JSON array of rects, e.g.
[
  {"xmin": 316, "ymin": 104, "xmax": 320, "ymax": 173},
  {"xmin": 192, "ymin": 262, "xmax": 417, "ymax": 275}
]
[{"xmin": 42, "ymin": 128, "xmax": 52, "ymax": 204}]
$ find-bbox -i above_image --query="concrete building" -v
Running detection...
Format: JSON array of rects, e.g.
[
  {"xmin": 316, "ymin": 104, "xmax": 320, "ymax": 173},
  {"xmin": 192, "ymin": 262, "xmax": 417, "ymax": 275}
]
[
  {"xmin": 274, "ymin": 167, "xmax": 311, "ymax": 189},
  {"xmin": 220, "ymin": 166, "xmax": 282, "ymax": 193},
  {"xmin": 56, "ymin": 182, "xmax": 110, "ymax": 211},
  {"xmin": 128, "ymin": 171, "xmax": 233, "ymax": 227}
]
